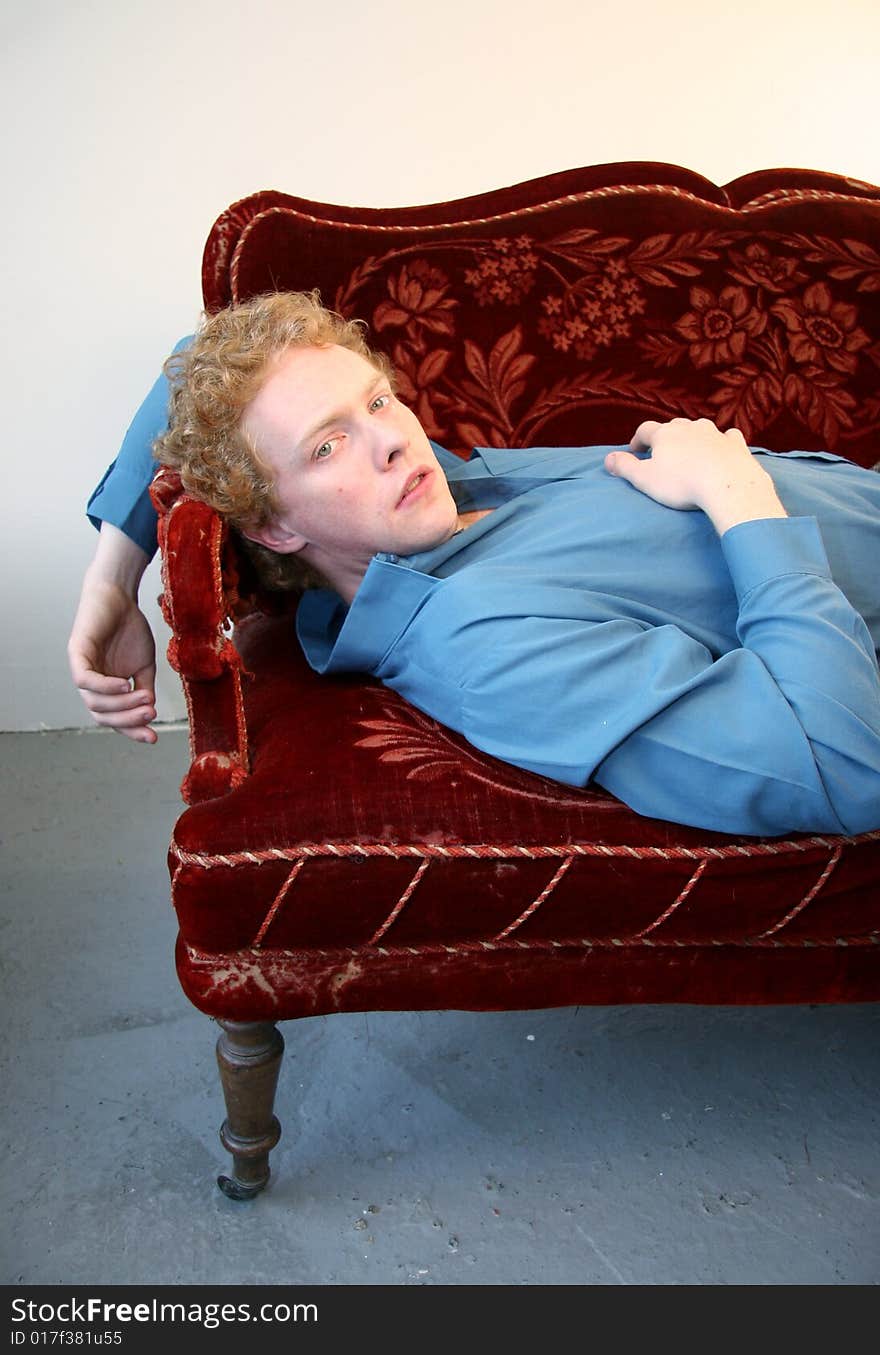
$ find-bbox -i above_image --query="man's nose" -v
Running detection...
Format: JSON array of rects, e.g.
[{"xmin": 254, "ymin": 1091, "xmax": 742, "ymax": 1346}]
[{"xmin": 373, "ymin": 417, "xmax": 407, "ymax": 465}]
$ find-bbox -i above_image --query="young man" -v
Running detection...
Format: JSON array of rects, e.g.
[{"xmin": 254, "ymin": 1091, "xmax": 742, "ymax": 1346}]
[{"xmin": 69, "ymin": 291, "xmax": 880, "ymax": 837}]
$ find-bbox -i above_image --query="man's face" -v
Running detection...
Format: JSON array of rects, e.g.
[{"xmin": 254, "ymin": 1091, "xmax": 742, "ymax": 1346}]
[{"xmin": 242, "ymin": 343, "xmax": 459, "ymax": 596}]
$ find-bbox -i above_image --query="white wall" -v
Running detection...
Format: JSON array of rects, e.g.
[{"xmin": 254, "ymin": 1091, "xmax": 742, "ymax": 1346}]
[{"xmin": 3, "ymin": 0, "xmax": 879, "ymax": 731}]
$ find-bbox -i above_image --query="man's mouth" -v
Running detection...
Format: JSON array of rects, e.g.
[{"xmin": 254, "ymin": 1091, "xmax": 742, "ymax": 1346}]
[{"xmin": 397, "ymin": 469, "xmax": 431, "ymax": 508}]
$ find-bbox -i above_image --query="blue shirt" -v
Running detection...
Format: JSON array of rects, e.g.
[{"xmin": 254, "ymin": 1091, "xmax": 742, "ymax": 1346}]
[
  {"xmin": 298, "ymin": 444, "xmax": 880, "ymax": 837},
  {"xmin": 87, "ymin": 336, "xmax": 193, "ymax": 556},
  {"xmin": 89, "ymin": 355, "xmax": 880, "ymax": 837}
]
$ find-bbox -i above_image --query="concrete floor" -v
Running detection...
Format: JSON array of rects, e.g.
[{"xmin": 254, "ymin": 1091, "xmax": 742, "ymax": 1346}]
[{"xmin": 2, "ymin": 727, "xmax": 878, "ymax": 1287}]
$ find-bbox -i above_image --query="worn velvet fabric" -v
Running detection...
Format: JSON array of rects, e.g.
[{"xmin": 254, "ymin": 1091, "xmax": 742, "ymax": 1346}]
[{"xmin": 154, "ymin": 163, "xmax": 880, "ymax": 1020}]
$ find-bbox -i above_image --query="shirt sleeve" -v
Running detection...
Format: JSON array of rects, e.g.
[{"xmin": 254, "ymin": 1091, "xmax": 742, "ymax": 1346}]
[
  {"xmin": 443, "ymin": 517, "xmax": 880, "ymax": 836},
  {"xmin": 86, "ymin": 335, "xmax": 193, "ymax": 557}
]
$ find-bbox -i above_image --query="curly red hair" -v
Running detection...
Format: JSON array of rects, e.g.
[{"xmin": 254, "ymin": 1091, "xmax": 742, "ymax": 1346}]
[{"xmin": 154, "ymin": 290, "xmax": 393, "ymax": 589}]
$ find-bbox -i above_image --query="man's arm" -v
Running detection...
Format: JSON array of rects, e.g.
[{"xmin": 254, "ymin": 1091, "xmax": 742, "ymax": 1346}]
[
  {"xmin": 69, "ymin": 336, "xmax": 192, "ymax": 741},
  {"xmin": 592, "ymin": 529, "xmax": 880, "ymax": 833},
  {"xmin": 446, "ymin": 556, "xmax": 880, "ymax": 834},
  {"xmin": 67, "ymin": 523, "xmax": 158, "ymax": 743}
]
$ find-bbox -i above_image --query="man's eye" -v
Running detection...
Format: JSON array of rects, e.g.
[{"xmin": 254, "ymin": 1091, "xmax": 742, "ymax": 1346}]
[
  {"xmin": 314, "ymin": 439, "xmax": 335, "ymax": 460},
  {"xmin": 370, "ymin": 393, "xmax": 391, "ymax": 412}
]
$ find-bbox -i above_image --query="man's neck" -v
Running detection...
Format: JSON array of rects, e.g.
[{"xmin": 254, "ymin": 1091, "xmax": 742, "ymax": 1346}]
[
  {"xmin": 454, "ymin": 508, "xmax": 493, "ymax": 535},
  {"xmin": 301, "ymin": 547, "xmax": 373, "ymax": 607},
  {"xmin": 311, "ymin": 508, "xmax": 495, "ymax": 606}
]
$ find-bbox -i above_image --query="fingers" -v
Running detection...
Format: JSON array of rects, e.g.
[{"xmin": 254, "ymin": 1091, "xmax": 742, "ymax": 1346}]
[
  {"xmin": 69, "ymin": 664, "xmax": 134, "ymax": 696},
  {"xmin": 127, "ymin": 726, "xmax": 158, "ymax": 744},
  {"xmin": 72, "ymin": 666, "xmax": 158, "ymax": 742},
  {"xmin": 604, "ymin": 449, "xmax": 651, "ymax": 490},
  {"xmin": 132, "ymin": 660, "xmax": 157, "ymax": 694},
  {"xmin": 93, "ymin": 703, "xmax": 155, "ymax": 728},
  {"xmin": 630, "ymin": 416, "xmax": 730, "ymax": 450},
  {"xmin": 107, "ymin": 718, "xmax": 158, "ymax": 745},
  {"xmin": 630, "ymin": 420, "xmax": 662, "ymax": 452},
  {"xmin": 67, "ymin": 644, "xmax": 129, "ymax": 694},
  {"xmin": 85, "ymin": 698, "xmax": 158, "ymax": 743},
  {"xmin": 81, "ymin": 687, "xmax": 154, "ymax": 715},
  {"xmin": 68, "ymin": 644, "xmax": 157, "ymax": 704}
]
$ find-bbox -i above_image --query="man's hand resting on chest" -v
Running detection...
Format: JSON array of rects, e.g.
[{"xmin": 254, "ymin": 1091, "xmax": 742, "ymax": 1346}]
[{"xmin": 604, "ymin": 417, "xmax": 788, "ymax": 536}]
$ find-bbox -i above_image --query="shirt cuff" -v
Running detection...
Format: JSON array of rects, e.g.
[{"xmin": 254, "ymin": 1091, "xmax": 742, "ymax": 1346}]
[{"xmin": 720, "ymin": 515, "xmax": 832, "ymax": 604}]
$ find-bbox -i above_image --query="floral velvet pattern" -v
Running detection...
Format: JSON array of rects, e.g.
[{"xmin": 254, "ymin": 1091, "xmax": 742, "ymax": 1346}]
[
  {"xmin": 205, "ymin": 166, "xmax": 880, "ymax": 469},
  {"xmin": 344, "ymin": 234, "xmax": 878, "ymax": 453},
  {"xmin": 155, "ymin": 164, "xmax": 880, "ymax": 1021}
]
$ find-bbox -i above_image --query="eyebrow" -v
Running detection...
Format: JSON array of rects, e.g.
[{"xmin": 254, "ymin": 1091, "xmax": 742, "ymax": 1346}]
[{"xmin": 297, "ymin": 372, "xmax": 386, "ymax": 454}]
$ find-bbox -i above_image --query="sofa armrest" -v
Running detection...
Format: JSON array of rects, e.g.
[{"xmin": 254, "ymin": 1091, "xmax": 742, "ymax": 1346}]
[{"xmin": 152, "ymin": 468, "xmax": 252, "ymax": 803}]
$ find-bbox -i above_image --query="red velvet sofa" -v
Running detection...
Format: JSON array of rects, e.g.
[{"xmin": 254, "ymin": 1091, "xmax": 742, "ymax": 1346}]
[{"xmin": 152, "ymin": 162, "xmax": 880, "ymax": 1198}]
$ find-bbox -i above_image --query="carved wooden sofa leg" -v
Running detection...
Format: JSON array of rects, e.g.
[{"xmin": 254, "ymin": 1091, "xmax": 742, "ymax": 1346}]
[{"xmin": 214, "ymin": 1019, "xmax": 285, "ymax": 1200}]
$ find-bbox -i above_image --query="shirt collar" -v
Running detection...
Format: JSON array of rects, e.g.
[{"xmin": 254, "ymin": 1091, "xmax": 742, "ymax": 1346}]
[
  {"xmin": 296, "ymin": 558, "xmax": 441, "ymax": 673},
  {"xmin": 295, "ymin": 442, "xmax": 591, "ymax": 675}
]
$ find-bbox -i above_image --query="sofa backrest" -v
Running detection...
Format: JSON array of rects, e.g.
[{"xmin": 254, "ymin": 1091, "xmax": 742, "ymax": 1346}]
[
  {"xmin": 202, "ymin": 163, "xmax": 880, "ymax": 468},
  {"xmin": 153, "ymin": 164, "xmax": 880, "ymax": 803}
]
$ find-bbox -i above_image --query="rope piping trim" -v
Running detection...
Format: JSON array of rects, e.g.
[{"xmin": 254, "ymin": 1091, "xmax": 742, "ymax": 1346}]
[
  {"xmin": 170, "ymin": 830, "xmax": 880, "ymax": 870},
  {"xmin": 168, "ymin": 837, "xmax": 876, "ymax": 951},
  {"xmin": 239, "ymin": 840, "xmax": 857, "ymax": 951},
  {"xmin": 228, "ymin": 183, "xmax": 880, "ymax": 246},
  {"xmin": 182, "ymin": 932, "xmax": 879, "ymax": 959},
  {"xmin": 228, "ymin": 182, "xmax": 879, "ymax": 301}
]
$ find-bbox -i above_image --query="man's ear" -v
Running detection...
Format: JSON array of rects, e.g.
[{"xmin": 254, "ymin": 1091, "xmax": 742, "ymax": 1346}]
[{"xmin": 240, "ymin": 521, "xmax": 309, "ymax": 555}]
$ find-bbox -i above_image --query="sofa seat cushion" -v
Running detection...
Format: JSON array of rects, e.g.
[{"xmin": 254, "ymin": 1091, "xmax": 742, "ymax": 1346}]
[{"xmin": 170, "ymin": 611, "xmax": 880, "ymax": 1019}]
